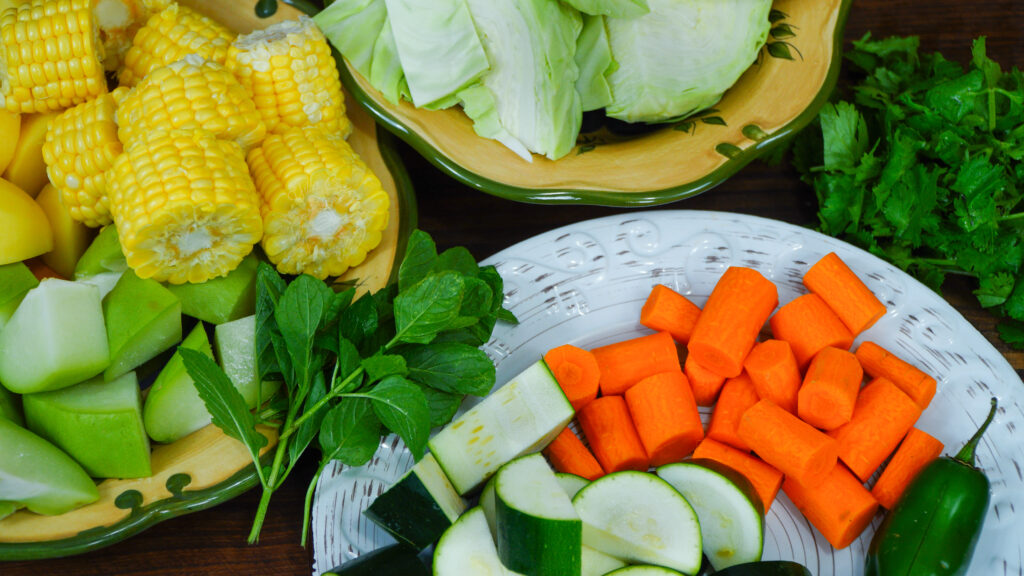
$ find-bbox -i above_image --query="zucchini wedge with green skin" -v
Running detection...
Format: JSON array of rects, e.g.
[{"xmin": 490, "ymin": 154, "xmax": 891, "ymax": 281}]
[
  {"xmin": 657, "ymin": 459, "xmax": 764, "ymax": 570},
  {"xmin": 364, "ymin": 453, "xmax": 466, "ymax": 549},
  {"xmin": 479, "ymin": 475, "xmax": 498, "ymax": 537},
  {"xmin": 555, "ymin": 472, "xmax": 589, "ymax": 500},
  {"xmin": 714, "ymin": 561, "xmax": 812, "ymax": 576},
  {"xmin": 606, "ymin": 567, "xmax": 686, "ymax": 575},
  {"xmin": 428, "ymin": 360, "xmax": 574, "ymax": 494},
  {"xmin": 322, "ymin": 544, "xmax": 429, "ymax": 575},
  {"xmin": 433, "ymin": 506, "xmax": 524, "ymax": 576},
  {"xmin": 572, "ymin": 470, "xmax": 703, "ymax": 575},
  {"xmin": 583, "ymin": 545, "xmax": 627, "ymax": 576},
  {"xmin": 494, "ymin": 453, "xmax": 581, "ymax": 576}
]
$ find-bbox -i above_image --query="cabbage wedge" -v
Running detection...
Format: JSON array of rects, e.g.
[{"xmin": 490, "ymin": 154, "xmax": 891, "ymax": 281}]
[{"xmin": 562, "ymin": 0, "xmax": 649, "ymax": 18}]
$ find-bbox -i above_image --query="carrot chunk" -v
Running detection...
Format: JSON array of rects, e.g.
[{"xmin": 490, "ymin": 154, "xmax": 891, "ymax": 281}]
[
  {"xmin": 769, "ymin": 293, "xmax": 854, "ymax": 369},
  {"xmin": 783, "ymin": 463, "xmax": 880, "ymax": 550},
  {"xmin": 738, "ymin": 399, "xmax": 838, "ymax": 486},
  {"xmin": 871, "ymin": 427, "xmax": 944, "ymax": 509},
  {"xmin": 640, "ymin": 284, "xmax": 702, "ymax": 344},
  {"xmin": 684, "ymin": 354, "xmax": 727, "ymax": 406},
  {"xmin": 543, "ymin": 426, "xmax": 605, "ymax": 481},
  {"xmin": 855, "ymin": 341, "xmax": 936, "ymax": 409},
  {"xmin": 591, "ymin": 331, "xmax": 680, "ymax": 396},
  {"xmin": 707, "ymin": 372, "xmax": 760, "ymax": 451},
  {"xmin": 692, "ymin": 438, "xmax": 784, "ymax": 511},
  {"xmin": 577, "ymin": 396, "xmax": 650, "ymax": 473},
  {"xmin": 803, "ymin": 252, "xmax": 886, "ymax": 336},
  {"xmin": 743, "ymin": 339, "xmax": 801, "ymax": 414},
  {"xmin": 544, "ymin": 344, "xmax": 600, "ymax": 411},
  {"xmin": 797, "ymin": 346, "xmax": 863, "ymax": 430},
  {"xmin": 625, "ymin": 371, "xmax": 703, "ymax": 466},
  {"xmin": 688, "ymin": 267, "xmax": 779, "ymax": 378},
  {"xmin": 828, "ymin": 377, "xmax": 923, "ymax": 482}
]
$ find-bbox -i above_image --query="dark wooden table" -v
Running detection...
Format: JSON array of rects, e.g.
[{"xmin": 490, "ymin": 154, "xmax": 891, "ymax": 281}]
[{"xmin": 5, "ymin": 1, "xmax": 1022, "ymax": 574}]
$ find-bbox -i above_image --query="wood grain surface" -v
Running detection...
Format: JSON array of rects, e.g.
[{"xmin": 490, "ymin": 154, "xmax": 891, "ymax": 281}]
[{"xmin": 3, "ymin": 1, "xmax": 1021, "ymax": 574}]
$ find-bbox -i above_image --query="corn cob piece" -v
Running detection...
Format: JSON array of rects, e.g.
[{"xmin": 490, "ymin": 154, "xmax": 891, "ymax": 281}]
[
  {"xmin": 107, "ymin": 130, "xmax": 263, "ymax": 284},
  {"xmin": 0, "ymin": 0, "xmax": 108, "ymax": 113},
  {"xmin": 117, "ymin": 2, "xmax": 233, "ymax": 87},
  {"xmin": 117, "ymin": 54, "xmax": 266, "ymax": 150},
  {"xmin": 227, "ymin": 16, "xmax": 351, "ymax": 137},
  {"xmin": 93, "ymin": 0, "xmax": 172, "ymax": 72},
  {"xmin": 247, "ymin": 126, "xmax": 388, "ymax": 279},
  {"xmin": 41, "ymin": 86, "xmax": 128, "ymax": 227}
]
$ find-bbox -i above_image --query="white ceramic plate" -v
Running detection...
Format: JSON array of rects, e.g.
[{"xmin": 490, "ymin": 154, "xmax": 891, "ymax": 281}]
[{"xmin": 311, "ymin": 210, "xmax": 1024, "ymax": 576}]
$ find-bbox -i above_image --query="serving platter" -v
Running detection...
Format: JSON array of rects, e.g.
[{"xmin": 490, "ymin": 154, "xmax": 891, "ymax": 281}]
[
  {"xmin": 0, "ymin": 1, "xmax": 416, "ymax": 560},
  {"xmin": 311, "ymin": 211, "xmax": 1024, "ymax": 576},
  {"xmin": 331, "ymin": 0, "xmax": 851, "ymax": 206}
]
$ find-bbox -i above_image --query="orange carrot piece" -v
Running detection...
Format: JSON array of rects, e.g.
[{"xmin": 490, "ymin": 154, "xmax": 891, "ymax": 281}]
[
  {"xmin": 591, "ymin": 332, "xmax": 681, "ymax": 396},
  {"xmin": 640, "ymin": 284, "xmax": 702, "ymax": 344},
  {"xmin": 688, "ymin": 267, "xmax": 779, "ymax": 378},
  {"xmin": 803, "ymin": 252, "xmax": 887, "ymax": 336},
  {"xmin": 828, "ymin": 377, "xmax": 923, "ymax": 482},
  {"xmin": 738, "ymin": 399, "xmax": 838, "ymax": 486},
  {"xmin": 543, "ymin": 427, "xmax": 606, "ymax": 481},
  {"xmin": 692, "ymin": 438, "xmax": 784, "ymax": 511},
  {"xmin": 625, "ymin": 371, "xmax": 704, "ymax": 466},
  {"xmin": 797, "ymin": 346, "xmax": 863, "ymax": 430},
  {"xmin": 577, "ymin": 395, "xmax": 650, "ymax": 473},
  {"xmin": 769, "ymin": 293, "xmax": 854, "ymax": 369},
  {"xmin": 684, "ymin": 354, "xmax": 727, "ymax": 406},
  {"xmin": 855, "ymin": 341, "xmax": 936, "ymax": 409},
  {"xmin": 871, "ymin": 427, "xmax": 944, "ymax": 509},
  {"xmin": 544, "ymin": 344, "xmax": 601, "ymax": 411},
  {"xmin": 743, "ymin": 339, "xmax": 801, "ymax": 414},
  {"xmin": 782, "ymin": 463, "xmax": 880, "ymax": 550},
  {"xmin": 707, "ymin": 372, "xmax": 760, "ymax": 451}
]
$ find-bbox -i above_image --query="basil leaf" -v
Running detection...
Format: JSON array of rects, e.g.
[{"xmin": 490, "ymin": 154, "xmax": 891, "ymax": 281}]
[
  {"xmin": 393, "ymin": 271, "xmax": 464, "ymax": 345},
  {"xmin": 318, "ymin": 398, "xmax": 380, "ymax": 467},
  {"xmin": 398, "ymin": 230, "xmax": 438, "ymax": 292},
  {"xmin": 362, "ymin": 354, "xmax": 408, "ymax": 382},
  {"xmin": 358, "ymin": 375, "xmax": 430, "ymax": 458},
  {"xmin": 404, "ymin": 342, "xmax": 495, "ymax": 396}
]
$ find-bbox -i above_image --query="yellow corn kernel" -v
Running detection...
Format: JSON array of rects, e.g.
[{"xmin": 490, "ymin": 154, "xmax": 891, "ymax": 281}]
[
  {"xmin": 41, "ymin": 87, "xmax": 127, "ymax": 227},
  {"xmin": 107, "ymin": 130, "xmax": 263, "ymax": 284},
  {"xmin": 93, "ymin": 0, "xmax": 169, "ymax": 72},
  {"xmin": 117, "ymin": 54, "xmax": 265, "ymax": 150},
  {"xmin": 227, "ymin": 16, "xmax": 351, "ymax": 137},
  {"xmin": 117, "ymin": 2, "xmax": 234, "ymax": 87},
  {"xmin": 247, "ymin": 126, "xmax": 388, "ymax": 279},
  {"xmin": 0, "ymin": 0, "xmax": 108, "ymax": 113}
]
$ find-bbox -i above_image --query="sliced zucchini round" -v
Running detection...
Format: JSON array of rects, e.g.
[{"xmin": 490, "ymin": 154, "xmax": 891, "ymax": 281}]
[
  {"xmin": 572, "ymin": 470, "xmax": 703, "ymax": 575},
  {"xmin": 715, "ymin": 560, "xmax": 813, "ymax": 576},
  {"xmin": 657, "ymin": 459, "xmax": 764, "ymax": 571},
  {"xmin": 582, "ymin": 545, "xmax": 627, "ymax": 576},
  {"xmin": 555, "ymin": 472, "xmax": 589, "ymax": 500},
  {"xmin": 322, "ymin": 544, "xmax": 428, "ymax": 575},
  {"xmin": 606, "ymin": 566, "xmax": 686, "ymax": 575},
  {"xmin": 433, "ymin": 507, "xmax": 510, "ymax": 576}
]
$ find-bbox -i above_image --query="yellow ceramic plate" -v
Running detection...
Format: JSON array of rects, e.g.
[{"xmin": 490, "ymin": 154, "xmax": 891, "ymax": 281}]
[
  {"xmin": 335, "ymin": 0, "xmax": 850, "ymax": 206},
  {"xmin": 0, "ymin": 1, "xmax": 416, "ymax": 560}
]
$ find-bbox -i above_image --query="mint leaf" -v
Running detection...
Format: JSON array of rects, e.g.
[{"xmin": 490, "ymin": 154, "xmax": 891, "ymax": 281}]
[
  {"xmin": 434, "ymin": 246, "xmax": 478, "ymax": 276},
  {"xmin": 399, "ymin": 230, "xmax": 438, "ymax": 292},
  {"xmin": 276, "ymin": 274, "xmax": 331, "ymax": 391},
  {"xmin": 340, "ymin": 293, "xmax": 378, "ymax": 350},
  {"xmin": 362, "ymin": 354, "xmax": 408, "ymax": 382},
  {"xmin": 256, "ymin": 262, "xmax": 287, "ymax": 382},
  {"xmin": 336, "ymin": 335, "xmax": 362, "ymax": 388},
  {"xmin": 420, "ymin": 386, "xmax": 461, "ymax": 427},
  {"xmin": 393, "ymin": 271, "xmax": 464, "ymax": 345},
  {"xmin": 180, "ymin": 348, "xmax": 268, "ymax": 471},
  {"xmin": 404, "ymin": 342, "xmax": 495, "ymax": 396},
  {"xmin": 460, "ymin": 276, "xmax": 493, "ymax": 318},
  {"xmin": 287, "ymin": 371, "xmax": 328, "ymax": 472},
  {"xmin": 319, "ymin": 398, "xmax": 380, "ymax": 467},
  {"xmin": 357, "ymin": 375, "xmax": 430, "ymax": 458}
]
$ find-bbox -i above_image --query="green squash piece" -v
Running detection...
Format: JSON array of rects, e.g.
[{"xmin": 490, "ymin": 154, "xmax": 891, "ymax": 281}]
[
  {"xmin": 23, "ymin": 371, "xmax": 151, "ymax": 479},
  {"xmin": 214, "ymin": 314, "xmax": 280, "ymax": 408},
  {"xmin": 165, "ymin": 253, "xmax": 258, "ymax": 324},
  {"xmin": 0, "ymin": 261, "xmax": 38, "ymax": 333},
  {"xmin": 73, "ymin": 224, "xmax": 127, "ymax": 300},
  {"xmin": 103, "ymin": 269, "xmax": 182, "ymax": 381},
  {"xmin": 142, "ymin": 323, "xmax": 216, "ymax": 443},
  {"xmin": 0, "ymin": 385, "xmax": 23, "ymax": 426},
  {"xmin": 0, "ymin": 416, "xmax": 100, "ymax": 515},
  {"xmin": 0, "ymin": 279, "xmax": 110, "ymax": 394}
]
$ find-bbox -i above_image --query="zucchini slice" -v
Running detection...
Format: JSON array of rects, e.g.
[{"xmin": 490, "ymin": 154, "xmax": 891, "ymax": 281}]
[
  {"xmin": 572, "ymin": 471, "xmax": 703, "ymax": 575},
  {"xmin": 429, "ymin": 360, "xmax": 574, "ymax": 494},
  {"xmin": 657, "ymin": 459, "xmax": 764, "ymax": 571},
  {"xmin": 715, "ymin": 561, "xmax": 813, "ymax": 576},
  {"xmin": 322, "ymin": 544, "xmax": 428, "ymax": 575},
  {"xmin": 606, "ymin": 567, "xmax": 687, "ymax": 575},
  {"xmin": 555, "ymin": 472, "xmax": 589, "ymax": 500},
  {"xmin": 364, "ymin": 453, "xmax": 466, "ymax": 549},
  {"xmin": 494, "ymin": 453, "xmax": 582, "ymax": 576},
  {"xmin": 582, "ymin": 545, "xmax": 627, "ymax": 576},
  {"xmin": 433, "ymin": 507, "xmax": 522, "ymax": 576}
]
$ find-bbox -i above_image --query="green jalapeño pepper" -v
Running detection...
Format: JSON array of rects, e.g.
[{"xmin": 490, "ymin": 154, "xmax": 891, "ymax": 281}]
[{"xmin": 866, "ymin": 397, "xmax": 998, "ymax": 576}]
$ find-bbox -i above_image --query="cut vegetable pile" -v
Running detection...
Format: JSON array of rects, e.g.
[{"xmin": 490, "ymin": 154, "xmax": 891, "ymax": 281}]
[{"xmin": 345, "ymin": 249, "xmax": 958, "ymax": 575}]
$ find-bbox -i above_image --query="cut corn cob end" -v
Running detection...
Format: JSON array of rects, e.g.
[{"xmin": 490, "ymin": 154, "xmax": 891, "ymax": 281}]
[
  {"xmin": 41, "ymin": 86, "xmax": 128, "ymax": 227},
  {"xmin": 117, "ymin": 1, "xmax": 234, "ymax": 87},
  {"xmin": 117, "ymin": 54, "xmax": 266, "ymax": 150},
  {"xmin": 0, "ymin": 0, "xmax": 109, "ymax": 113},
  {"xmin": 249, "ymin": 126, "xmax": 388, "ymax": 280},
  {"xmin": 108, "ymin": 129, "xmax": 263, "ymax": 284},
  {"xmin": 93, "ymin": 0, "xmax": 167, "ymax": 72},
  {"xmin": 227, "ymin": 15, "xmax": 352, "ymax": 138}
]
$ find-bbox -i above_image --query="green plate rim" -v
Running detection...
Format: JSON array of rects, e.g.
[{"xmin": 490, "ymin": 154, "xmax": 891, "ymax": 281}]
[
  {"xmin": 0, "ymin": 124, "xmax": 417, "ymax": 562},
  {"xmin": 319, "ymin": 0, "xmax": 852, "ymax": 208}
]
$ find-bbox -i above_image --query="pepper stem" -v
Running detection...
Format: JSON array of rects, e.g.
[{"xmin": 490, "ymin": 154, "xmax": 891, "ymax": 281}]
[{"xmin": 955, "ymin": 397, "xmax": 998, "ymax": 466}]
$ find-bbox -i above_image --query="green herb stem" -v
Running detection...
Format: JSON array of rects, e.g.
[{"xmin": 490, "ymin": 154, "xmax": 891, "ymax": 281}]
[
  {"xmin": 300, "ymin": 462, "xmax": 328, "ymax": 548},
  {"xmin": 281, "ymin": 366, "xmax": 366, "ymax": 441}
]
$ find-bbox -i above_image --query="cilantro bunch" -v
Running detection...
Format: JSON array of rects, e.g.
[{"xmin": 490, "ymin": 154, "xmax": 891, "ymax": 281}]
[
  {"xmin": 180, "ymin": 230, "xmax": 515, "ymax": 544},
  {"xmin": 793, "ymin": 35, "xmax": 1024, "ymax": 346}
]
